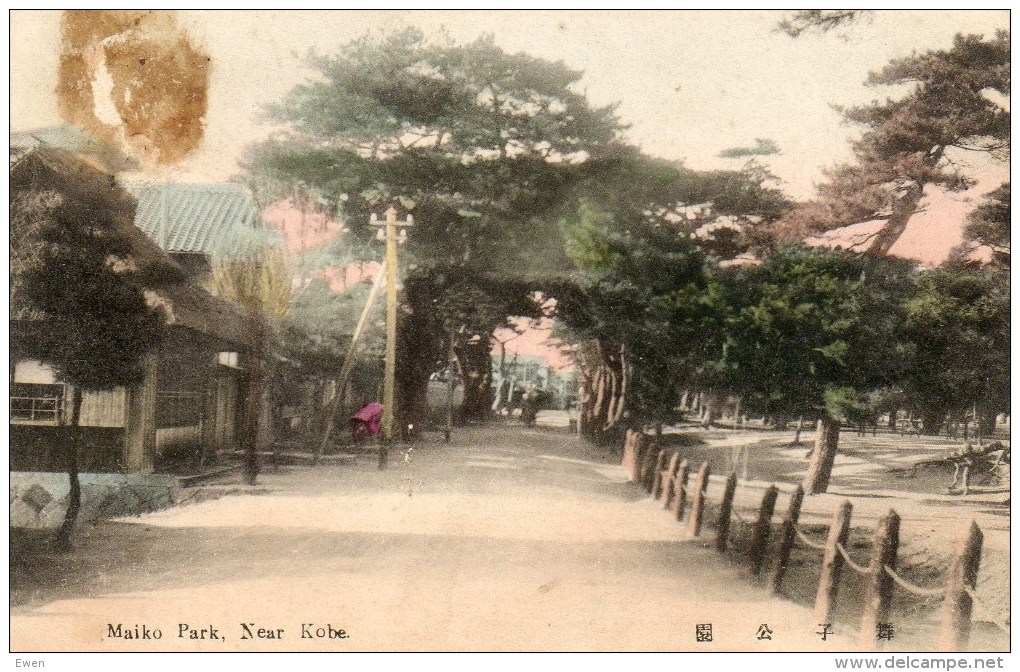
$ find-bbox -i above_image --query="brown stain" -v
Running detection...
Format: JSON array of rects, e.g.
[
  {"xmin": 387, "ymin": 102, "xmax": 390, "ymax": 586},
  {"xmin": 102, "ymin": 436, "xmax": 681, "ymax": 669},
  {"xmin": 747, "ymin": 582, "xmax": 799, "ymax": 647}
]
[{"xmin": 57, "ymin": 10, "xmax": 209, "ymax": 166}]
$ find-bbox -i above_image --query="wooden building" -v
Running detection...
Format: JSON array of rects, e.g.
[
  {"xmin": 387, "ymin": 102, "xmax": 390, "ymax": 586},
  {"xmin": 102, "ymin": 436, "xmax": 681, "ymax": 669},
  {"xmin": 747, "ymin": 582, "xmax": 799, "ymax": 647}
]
[{"xmin": 10, "ymin": 145, "xmax": 257, "ymax": 474}]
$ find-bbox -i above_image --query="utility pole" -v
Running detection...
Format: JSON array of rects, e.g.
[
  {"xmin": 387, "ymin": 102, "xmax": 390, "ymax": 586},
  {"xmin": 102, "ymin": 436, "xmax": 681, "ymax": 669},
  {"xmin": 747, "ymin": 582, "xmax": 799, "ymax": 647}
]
[{"xmin": 372, "ymin": 207, "xmax": 412, "ymax": 469}]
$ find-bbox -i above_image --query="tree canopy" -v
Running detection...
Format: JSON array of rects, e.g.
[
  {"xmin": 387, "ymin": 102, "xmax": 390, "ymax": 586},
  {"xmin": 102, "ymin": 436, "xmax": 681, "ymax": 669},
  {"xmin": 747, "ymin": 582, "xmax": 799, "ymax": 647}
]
[
  {"xmin": 555, "ymin": 152, "xmax": 791, "ymax": 435},
  {"xmin": 951, "ymin": 182, "xmax": 1010, "ymax": 268},
  {"xmin": 720, "ymin": 246, "xmax": 914, "ymax": 421},
  {"xmin": 244, "ymin": 24, "xmax": 1010, "ymax": 476},
  {"xmin": 11, "ymin": 149, "xmax": 169, "ymax": 389},
  {"xmin": 776, "ymin": 10, "xmax": 872, "ymax": 38},
  {"xmin": 246, "ymin": 28, "xmax": 632, "ymax": 424},
  {"xmin": 777, "ymin": 31, "xmax": 1010, "ymax": 256},
  {"xmin": 900, "ymin": 267, "xmax": 1010, "ymax": 433},
  {"xmin": 248, "ymin": 27, "xmax": 624, "ymax": 277}
]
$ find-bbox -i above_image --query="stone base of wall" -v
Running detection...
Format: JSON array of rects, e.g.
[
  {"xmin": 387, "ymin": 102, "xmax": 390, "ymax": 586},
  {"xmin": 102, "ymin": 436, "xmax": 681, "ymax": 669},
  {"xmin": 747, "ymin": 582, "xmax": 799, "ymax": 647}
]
[{"xmin": 10, "ymin": 472, "xmax": 177, "ymax": 529}]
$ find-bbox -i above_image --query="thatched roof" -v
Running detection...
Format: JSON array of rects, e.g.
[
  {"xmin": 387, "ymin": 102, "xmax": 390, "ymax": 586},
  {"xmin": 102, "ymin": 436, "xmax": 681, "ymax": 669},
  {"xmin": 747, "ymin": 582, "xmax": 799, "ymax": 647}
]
[
  {"xmin": 149, "ymin": 282, "xmax": 257, "ymax": 350},
  {"xmin": 10, "ymin": 125, "xmax": 139, "ymax": 173},
  {"xmin": 10, "ymin": 146, "xmax": 256, "ymax": 350}
]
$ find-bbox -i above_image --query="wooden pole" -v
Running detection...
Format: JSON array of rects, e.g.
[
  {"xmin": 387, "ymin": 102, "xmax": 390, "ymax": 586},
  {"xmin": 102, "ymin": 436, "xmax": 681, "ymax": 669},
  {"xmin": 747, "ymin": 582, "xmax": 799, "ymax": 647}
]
[
  {"xmin": 660, "ymin": 451, "xmax": 681, "ymax": 505},
  {"xmin": 380, "ymin": 207, "xmax": 399, "ymax": 470},
  {"xmin": 640, "ymin": 437, "xmax": 659, "ymax": 492},
  {"xmin": 686, "ymin": 462, "xmax": 710, "ymax": 537},
  {"xmin": 814, "ymin": 501, "xmax": 853, "ymax": 623},
  {"xmin": 445, "ymin": 332, "xmax": 455, "ymax": 442},
  {"xmin": 634, "ymin": 433, "xmax": 649, "ymax": 484},
  {"xmin": 243, "ymin": 308, "xmax": 264, "ymax": 485},
  {"xmin": 715, "ymin": 472, "xmax": 738, "ymax": 552},
  {"xmin": 747, "ymin": 485, "xmax": 779, "ymax": 576},
  {"xmin": 621, "ymin": 429, "xmax": 635, "ymax": 479},
  {"xmin": 315, "ymin": 257, "xmax": 386, "ymax": 463},
  {"xmin": 858, "ymin": 509, "xmax": 900, "ymax": 650},
  {"xmin": 651, "ymin": 448, "xmax": 669, "ymax": 498},
  {"xmin": 625, "ymin": 430, "xmax": 639, "ymax": 481},
  {"xmin": 937, "ymin": 521, "xmax": 983, "ymax": 652},
  {"xmin": 767, "ymin": 485, "xmax": 805, "ymax": 595},
  {"xmin": 671, "ymin": 460, "xmax": 690, "ymax": 519}
]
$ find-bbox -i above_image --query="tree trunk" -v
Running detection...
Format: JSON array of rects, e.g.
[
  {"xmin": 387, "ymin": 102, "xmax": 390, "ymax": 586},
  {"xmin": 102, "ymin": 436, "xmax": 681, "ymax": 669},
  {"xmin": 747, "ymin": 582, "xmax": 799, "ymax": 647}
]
[
  {"xmin": 457, "ymin": 335, "xmax": 493, "ymax": 422},
  {"xmin": 793, "ymin": 416, "xmax": 804, "ymax": 445},
  {"xmin": 867, "ymin": 180, "xmax": 925, "ymax": 257},
  {"xmin": 576, "ymin": 339, "xmax": 627, "ymax": 445},
  {"xmin": 55, "ymin": 387, "xmax": 84, "ymax": 551},
  {"xmin": 803, "ymin": 414, "xmax": 840, "ymax": 495},
  {"xmin": 700, "ymin": 391, "xmax": 716, "ymax": 428},
  {"xmin": 920, "ymin": 408, "xmax": 945, "ymax": 436},
  {"xmin": 395, "ymin": 279, "xmax": 443, "ymax": 434},
  {"xmin": 978, "ymin": 409, "xmax": 997, "ymax": 437}
]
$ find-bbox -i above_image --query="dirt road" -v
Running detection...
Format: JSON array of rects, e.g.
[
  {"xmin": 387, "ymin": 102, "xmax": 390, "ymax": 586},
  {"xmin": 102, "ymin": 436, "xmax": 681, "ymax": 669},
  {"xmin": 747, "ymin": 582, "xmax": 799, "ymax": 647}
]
[{"xmin": 12, "ymin": 425, "xmax": 862, "ymax": 652}]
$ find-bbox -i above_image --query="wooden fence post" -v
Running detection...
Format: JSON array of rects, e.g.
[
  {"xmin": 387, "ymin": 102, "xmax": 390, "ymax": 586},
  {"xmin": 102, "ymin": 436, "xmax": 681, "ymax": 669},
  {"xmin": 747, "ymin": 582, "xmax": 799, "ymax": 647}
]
[
  {"xmin": 858, "ymin": 509, "xmax": 900, "ymax": 650},
  {"xmin": 814, "ymin": 501, "xmax": 853, "ymax": 623},
  {"xmin": 660, "ymin": 452, "xmax": 682, "ymax": 505},
  {"xmin": 632, "ymin": 432, "xmax": 648, "ymax": 483},
  {"xmin": 686, "ymin": 462, "xmax": 710, "ymax": 537},
  {"xmin": 671, "ymin": 460, "xmax": 690, "ymax": 519},
  {"xmin": 641, "ymin": 439, "xmax": 659, "ymax": 492},
  {"xmin": 747, "ymin": 485, "xmax": 779, "ymax": 576},
  {"xmin": 715, "ymin": 473, "xmax": 738, "ymax": 552},
  {"xmin": 640, "ymin": 448, "xmax": 656, "ymax": 491},
  {"xmin": 767, "ymin": 485, "xmax": 805, "ymax": 595},
  {"xmin": 621, "ymin": 429, "xmax": 636, "ymax": 479},
  {"xmin": 650, "ymin": 448, "xmax": 669, "ymax": 498},
  {"xmin": 937, "ymin": 521, "xmax": 983, "ymax": 652}
]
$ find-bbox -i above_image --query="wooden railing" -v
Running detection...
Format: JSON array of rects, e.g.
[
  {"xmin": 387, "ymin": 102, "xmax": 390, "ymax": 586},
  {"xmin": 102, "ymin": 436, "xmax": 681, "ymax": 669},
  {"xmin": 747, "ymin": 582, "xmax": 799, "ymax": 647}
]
[{"xmin": 620, "ymin": 429, "xmax": 1008, "ymax": 651}]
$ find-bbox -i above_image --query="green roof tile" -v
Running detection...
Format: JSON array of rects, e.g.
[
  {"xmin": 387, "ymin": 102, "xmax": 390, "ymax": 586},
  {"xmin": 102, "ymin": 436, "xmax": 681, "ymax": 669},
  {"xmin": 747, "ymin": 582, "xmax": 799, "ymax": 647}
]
[{"xmin": 124, "ymin": 181, "xmax": 280, "ymax": 259}]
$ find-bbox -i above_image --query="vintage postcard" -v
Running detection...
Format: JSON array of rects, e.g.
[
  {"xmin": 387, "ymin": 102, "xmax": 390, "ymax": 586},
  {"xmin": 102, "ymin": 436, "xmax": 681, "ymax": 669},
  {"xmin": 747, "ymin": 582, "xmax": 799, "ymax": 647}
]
[{"xmin": 8, "ymin": 9, "xmax": 1011, "ymax": 665}]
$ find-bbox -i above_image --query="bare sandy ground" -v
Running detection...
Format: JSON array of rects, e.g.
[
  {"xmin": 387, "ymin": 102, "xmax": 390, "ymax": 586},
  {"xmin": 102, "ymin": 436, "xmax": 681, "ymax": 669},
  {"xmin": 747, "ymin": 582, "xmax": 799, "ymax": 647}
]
[
  {"xmin": 10, "ymin": 423, "xmax": 1007, "ymax": 652},
  {"xmin": 639, "ymin": 425, "xmax": 1010, "ymax": 652}
]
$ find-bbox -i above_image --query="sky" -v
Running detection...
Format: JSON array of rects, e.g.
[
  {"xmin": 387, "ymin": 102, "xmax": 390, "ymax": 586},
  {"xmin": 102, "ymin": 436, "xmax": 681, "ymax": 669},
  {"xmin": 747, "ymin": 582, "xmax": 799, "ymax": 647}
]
[
  {"xmin": 6, "ymin": 9, "xmax": 1011, "ymax": 369},
  {"xmin": 10, "ymin": 9, "xmax": 1009, "ymax": 202}
]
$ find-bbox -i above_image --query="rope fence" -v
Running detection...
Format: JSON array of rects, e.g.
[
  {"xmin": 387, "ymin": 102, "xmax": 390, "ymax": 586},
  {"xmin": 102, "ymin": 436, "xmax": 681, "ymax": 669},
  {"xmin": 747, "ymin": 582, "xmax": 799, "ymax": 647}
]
[
  {"xmin": 835, "ymin": 542, "xmax": 871, "ymax": 575},
  {"xmin": 883, "ymin": 565, "xmax": 947, "ymax": 597},
  {"xmin": 619, "ymin": 429, "xmax": 1005, "ymax": 652},
  {"xmin": 794, "ymin": 525, "xmax": 828, "ymax": 551}
]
